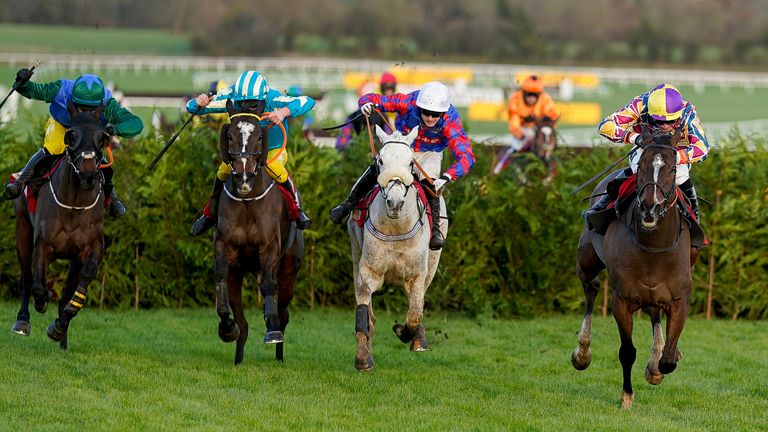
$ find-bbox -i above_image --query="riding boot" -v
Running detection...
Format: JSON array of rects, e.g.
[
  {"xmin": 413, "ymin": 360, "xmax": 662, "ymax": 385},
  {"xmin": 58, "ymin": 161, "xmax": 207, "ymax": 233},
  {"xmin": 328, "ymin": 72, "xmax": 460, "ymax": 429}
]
[
  {"xmin": 101, "ymin": 165, "xmax": 126, "ymax": 219},
  {"xmin": 421, "ymin": 180, "xmax": 445, "ymax": 250},
  {"xmin": 282, "ymin": 177, "xmax": 311, "ymax": 230},
  {"xmin": 582, "ymin": 169, "xmax": 629, "ymax": 231},
  {"xmin": 191, "ymin": 177, "xmax": 224, "ymax": 236},
  {"xmin": 679, "ymin": 179, "xmax": 701, "ymax": 222},
  {"xmin": 329, "ymin": 164, "xmax": 378, "ymax": 224},
  {"xmin": 3, "ymin": 148, "xmax": 49, "ymax": 200}
]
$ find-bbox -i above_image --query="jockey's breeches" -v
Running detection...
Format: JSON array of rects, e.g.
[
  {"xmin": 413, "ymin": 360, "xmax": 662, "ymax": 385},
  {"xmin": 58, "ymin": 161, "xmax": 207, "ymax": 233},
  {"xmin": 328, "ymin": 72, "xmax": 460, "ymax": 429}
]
[
  {"xmin": 217, "ymin": 148, "xmax": 289, "ymax": 183},
  {"xmin": 629, "ymin": 148, "xmax": 690, "ymax": 185},
  {"xmin": 42, "ymin": 118, "xmax": 68, "ymax": 155}
]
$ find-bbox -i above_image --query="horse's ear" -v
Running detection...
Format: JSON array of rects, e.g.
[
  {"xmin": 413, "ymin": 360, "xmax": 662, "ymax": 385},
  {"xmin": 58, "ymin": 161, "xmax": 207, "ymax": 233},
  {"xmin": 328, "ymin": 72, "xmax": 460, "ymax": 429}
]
[
  {"xmin": 260, "ymin": 125, "xmax": 269, "ymax": 154},
  {"xmin": 67, "ymin": 101, "xmax": 78, "ymax": 119},
  {"xmin": 671, "ymin": 127, "xmax": 683, "ymax": 145},
  {"xmin": 640, "ymin": 128, "xmax": 652, "ymax": 146},
  {"xmin": 64, "ymin": 129, "xmax": 75, "ymax": 147},
  {"xmin": 93, "ymin": 103, "xmax": 105, "ymax": 118},
  {"xmin": 255, "ymin": 100, "xmax": 266, "ymax": 116},
  {"xmin": 405, "ymin": 126, "xmax": 419, "ymax": 143},
  {"xmin": 219, "ymin": 123, "xmax": 229, "ymax": 162},
  {"xmin": 374, "ymin": 124, "xmax": 387, "ymax": 143},
  {"xmin": 226, "ymin": 98, "xmax": 236, "ymax": 117}
]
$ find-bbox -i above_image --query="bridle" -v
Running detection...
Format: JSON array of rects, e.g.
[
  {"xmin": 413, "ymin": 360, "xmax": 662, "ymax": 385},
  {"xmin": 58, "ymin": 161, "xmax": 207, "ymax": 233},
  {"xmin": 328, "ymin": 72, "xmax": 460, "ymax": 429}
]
[
  {"xmin": 377, "ymin": 141, "xmax": 415, "ymax": 201},
  {"xmin": 635, "ymin": 142, "xmax": 678, "ymax": 219},
  {"xmin": 226, "ymin": 112, "xmax": 265, "ymax": 177}
]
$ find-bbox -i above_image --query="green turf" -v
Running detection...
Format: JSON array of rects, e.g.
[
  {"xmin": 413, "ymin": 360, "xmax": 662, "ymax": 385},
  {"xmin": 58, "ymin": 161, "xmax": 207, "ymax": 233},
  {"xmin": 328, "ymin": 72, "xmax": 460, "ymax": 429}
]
[
  {"xmin": 1, "ymin": 303, "xmax": 766, "ymax": 431},
  {"xmin": 0, "ymin": 23, "xmax": 191, "ymax": 56}
]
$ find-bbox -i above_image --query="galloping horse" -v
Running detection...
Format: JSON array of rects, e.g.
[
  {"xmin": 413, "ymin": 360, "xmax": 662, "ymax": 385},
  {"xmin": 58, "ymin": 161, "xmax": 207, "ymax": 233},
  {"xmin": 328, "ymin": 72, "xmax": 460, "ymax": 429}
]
[
  {"xmin": 492, "ymin": 118, "xmax": 558, "ymax": 181},
  {"xmin": 12, "ymin": 102, "xmax": 109, "ymax": 350},
  {"xmin": 213, "ymin": 99, "xmax": 303, "ymax": 365},
  {"xmin": 349, "ymin": 125, "xmax": 447, "ymax": 371},
  {"xmin": 572, "ymin": 129, "xmax": 700, "ymax": 409}
]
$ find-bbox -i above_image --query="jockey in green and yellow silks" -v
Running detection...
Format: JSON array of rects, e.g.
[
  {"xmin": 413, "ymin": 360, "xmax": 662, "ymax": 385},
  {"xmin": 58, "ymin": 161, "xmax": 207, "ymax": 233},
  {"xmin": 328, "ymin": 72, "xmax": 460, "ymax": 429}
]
[
  {"xmin": 2, "ymin": 69, "xmax": 143, "ymax": 219},
  {"xmin": 186, "ymin": 70, "xmax": 315, "ymax": 235}
]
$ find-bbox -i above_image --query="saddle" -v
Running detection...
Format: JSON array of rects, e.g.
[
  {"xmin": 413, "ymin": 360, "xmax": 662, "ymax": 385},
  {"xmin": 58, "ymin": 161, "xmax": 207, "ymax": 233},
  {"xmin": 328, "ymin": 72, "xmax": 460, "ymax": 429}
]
[
  {"xmin": 587, "ymin": 174, "xmax": 707, "ymax": 248},
  {"xmin": 350, "ymin": 183, "xmax": 431, "ymax": 230},
  {"xmin": 8, "ymin": 156, "xmax": 65, "ymax": 214}
]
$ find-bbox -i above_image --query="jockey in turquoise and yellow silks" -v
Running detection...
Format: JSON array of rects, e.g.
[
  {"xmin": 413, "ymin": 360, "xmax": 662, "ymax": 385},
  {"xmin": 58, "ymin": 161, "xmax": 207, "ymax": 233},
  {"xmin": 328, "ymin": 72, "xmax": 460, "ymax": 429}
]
[
  {"xmin": 186, "ymin": 70, "xmax": 316, "ymax": 235},
  {"xmin": 2, "ymin": 69, "xmax": 143, "ymax": 219},
  {"xmin": 584, "ymin": 83, "xmax": 710, "ymax": 230}
]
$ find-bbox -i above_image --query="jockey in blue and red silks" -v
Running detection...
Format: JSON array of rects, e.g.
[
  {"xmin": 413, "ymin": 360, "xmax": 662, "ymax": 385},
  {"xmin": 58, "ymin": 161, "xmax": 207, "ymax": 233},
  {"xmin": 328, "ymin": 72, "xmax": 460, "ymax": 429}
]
[
  {"xmin": 582, "ymin": 83, "xmax": 710, "ymax": 230},
  {"xmin": 328, "ymin": 81, "xmax": 475, "ymax": 250}
]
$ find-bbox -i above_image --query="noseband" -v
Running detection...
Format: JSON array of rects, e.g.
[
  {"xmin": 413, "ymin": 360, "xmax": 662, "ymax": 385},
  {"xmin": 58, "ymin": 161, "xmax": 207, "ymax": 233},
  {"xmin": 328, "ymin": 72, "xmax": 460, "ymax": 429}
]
[
  {"xmin": 227, "ymin": 113, "xmax": 264, "ymax": 176},
  {"xmin": 377, "ymin": 141, "xmax": 415, "ymax": 200}
]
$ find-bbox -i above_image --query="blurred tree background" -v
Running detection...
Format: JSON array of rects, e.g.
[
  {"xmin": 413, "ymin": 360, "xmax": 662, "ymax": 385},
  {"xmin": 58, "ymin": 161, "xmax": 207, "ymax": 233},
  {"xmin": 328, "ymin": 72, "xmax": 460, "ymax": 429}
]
[{"xmin": 1, "ymin": 0, "xmax": 768, "ymax": 67}]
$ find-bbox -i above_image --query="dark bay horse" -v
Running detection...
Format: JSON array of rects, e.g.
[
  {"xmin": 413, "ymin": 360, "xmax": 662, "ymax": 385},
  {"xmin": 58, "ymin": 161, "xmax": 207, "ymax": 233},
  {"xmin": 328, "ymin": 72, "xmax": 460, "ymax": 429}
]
[
  {"xmin": 572, "ymin": 129, "xmax": 700, "ymax": 409},
  {"xmin": 213, "ymin": 99, "xmax": 303, "ymax": 365},
  {"xmin": 12, "ymin": 103, "xmax": 108, "ymax": 350}
]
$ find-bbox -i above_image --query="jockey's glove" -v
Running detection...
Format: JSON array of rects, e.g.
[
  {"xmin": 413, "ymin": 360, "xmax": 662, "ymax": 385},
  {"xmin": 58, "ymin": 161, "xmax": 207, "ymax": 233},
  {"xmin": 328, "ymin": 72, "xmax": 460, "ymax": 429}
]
[
  {"xmin": 360, "ymin": 102, "xmax": 375, "ymax": 116},
  {"xmin": 104, "ymin": 124, "xmax": 116, "ymax": 136},
  {"xmin": 676, "ymin": 149, "xmax": 689, "ymax": 165},
  {"xmin": 14, "ymin": 68, "xmax": 33, "ymax": 86},
  {"xmin": 433, "ymin": 174, "xmax": 451, "ymax": 192}
]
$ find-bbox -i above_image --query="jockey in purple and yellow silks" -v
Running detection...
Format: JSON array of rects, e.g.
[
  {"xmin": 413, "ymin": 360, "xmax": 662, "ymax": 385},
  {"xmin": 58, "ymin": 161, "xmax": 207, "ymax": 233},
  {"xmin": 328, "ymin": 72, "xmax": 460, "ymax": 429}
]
[
  {"xmin": 328, "ymin": 81, "xmax": 475, "ymax": 250},
  {"xmin": 583, "ymin": 83, "xmax": 709, "ymax": 229},
  {"xmin": 186, "ymin": 70, "xmax": 315, "ymax": 235},
  {"xmin": 2, "ymin": 69, "xmax": 143, "ymax": 219}
]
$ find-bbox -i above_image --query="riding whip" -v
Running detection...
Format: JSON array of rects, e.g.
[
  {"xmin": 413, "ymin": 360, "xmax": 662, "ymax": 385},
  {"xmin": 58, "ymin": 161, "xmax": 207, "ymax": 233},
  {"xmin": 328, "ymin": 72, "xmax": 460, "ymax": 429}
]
[
  {"xmin": 148, "ymin": 93, "xmax": 213, "ymax": 170},
  {"xmin": 570, "ymin": 144, "xmax": 639, "ymax": 196},
  {"xmin": 0, "ymin": 61, "xmax": 40, "ymax": 111},
  {"xmin": 321, "ymin": 111, "xmax": 364, "ymax": 131}
]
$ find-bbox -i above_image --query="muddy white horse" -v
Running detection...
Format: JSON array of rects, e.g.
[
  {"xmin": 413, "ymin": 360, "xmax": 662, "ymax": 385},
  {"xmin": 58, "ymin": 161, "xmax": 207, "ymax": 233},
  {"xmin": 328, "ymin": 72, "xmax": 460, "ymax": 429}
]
[{"xmin": 349, "ymin": 125, "xmax": 448, "ymax": 371}]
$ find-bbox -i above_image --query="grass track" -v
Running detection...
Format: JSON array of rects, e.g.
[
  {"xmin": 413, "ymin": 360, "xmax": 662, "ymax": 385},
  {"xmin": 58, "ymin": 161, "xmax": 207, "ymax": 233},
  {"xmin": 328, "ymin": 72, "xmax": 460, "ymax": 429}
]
[{"xmin": 1, "ymin": 303, "xmax": 766, "ymax": 431}]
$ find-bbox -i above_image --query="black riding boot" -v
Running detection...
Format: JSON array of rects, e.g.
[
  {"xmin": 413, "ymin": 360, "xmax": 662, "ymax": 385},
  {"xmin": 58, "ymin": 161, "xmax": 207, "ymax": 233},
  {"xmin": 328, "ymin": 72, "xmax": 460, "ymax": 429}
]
[
  {"xmin": 282, "ymin": 177, "xmax": 311, "ymax": 230},
  {"xmin": 3, "ymin": 148, "xmax": 49, "ymax": 200},
  {"xmin": 422, "ymin": 180, "xmax": 445, "ymax": 250},
  {"xmin": 328, "ymin": 164, "xmax": 378, "ymax": 224},
  {"xmin": 582, "ymin": 169, "xmax": 630, "ymax": 231},
  {"xmin": 679, "ymin": 179, "xmax": 701, "ymax": 222},
  {"xmin": 191, "ymin": 177, "xmax": 224, "ymax": 236},
  {"xmin": 101, "ymin": 165, "xmax": 126, "ymax": 219}
]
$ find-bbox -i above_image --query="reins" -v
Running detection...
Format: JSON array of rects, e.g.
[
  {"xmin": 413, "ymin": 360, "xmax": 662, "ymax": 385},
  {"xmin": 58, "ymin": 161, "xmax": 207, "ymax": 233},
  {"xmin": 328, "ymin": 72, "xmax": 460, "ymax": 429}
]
[{"xmin": 229, "ymin": 111, "xmax": 287, "ymax": 165}]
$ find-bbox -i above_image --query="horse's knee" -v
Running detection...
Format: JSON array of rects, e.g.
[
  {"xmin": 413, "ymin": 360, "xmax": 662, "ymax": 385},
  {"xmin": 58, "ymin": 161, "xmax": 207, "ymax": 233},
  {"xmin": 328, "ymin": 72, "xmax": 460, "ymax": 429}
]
[{"xmin": 618, "ymin": 344, "xmax": 637, "ymax": 365}]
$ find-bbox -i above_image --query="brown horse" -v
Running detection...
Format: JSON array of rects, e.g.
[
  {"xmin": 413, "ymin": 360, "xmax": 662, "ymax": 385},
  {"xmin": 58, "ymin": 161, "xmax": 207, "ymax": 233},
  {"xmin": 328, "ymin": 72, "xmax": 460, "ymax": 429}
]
[
  {"xmin": 572, "ymin": 129, "xmax": 700, "ymax": 409},
  {"xmin": 11, "ymin": 103, "xmax": 108, "ymax": 350},
  {"xmin": 530, "ymin": 117, "xmax": 558, "ymax": 181},
  {"xmin": 212, "ymin": 99, "xmax": 303, "ymax": 365}
]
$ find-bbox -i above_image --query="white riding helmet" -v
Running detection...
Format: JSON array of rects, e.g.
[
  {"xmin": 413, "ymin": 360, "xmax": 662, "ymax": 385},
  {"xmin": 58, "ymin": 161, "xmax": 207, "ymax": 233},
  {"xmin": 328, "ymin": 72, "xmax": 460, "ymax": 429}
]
[{"xmin": 415, "ymin": 81, "xmax": 451, "ymax": 113}]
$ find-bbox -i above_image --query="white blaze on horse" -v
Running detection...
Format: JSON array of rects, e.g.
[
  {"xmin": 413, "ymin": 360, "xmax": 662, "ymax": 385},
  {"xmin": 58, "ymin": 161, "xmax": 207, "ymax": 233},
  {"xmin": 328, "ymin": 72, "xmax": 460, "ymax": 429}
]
[{"xmin": 348, "ymin": 125, "xmax": 448, "ymax": 371}]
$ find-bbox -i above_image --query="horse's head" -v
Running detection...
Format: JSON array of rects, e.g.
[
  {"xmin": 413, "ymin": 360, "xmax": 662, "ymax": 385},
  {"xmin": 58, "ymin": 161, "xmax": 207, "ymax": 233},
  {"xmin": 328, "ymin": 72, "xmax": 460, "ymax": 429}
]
[
  {"xmin": 532, "ymin": 118, "xmax": 557, "ymax": 160},
  {"xmin": 635, "ymin": 128, "xmax": 681, "ymax": 229},
  {"xmin": 374, "ymin": 125, "xmax": 418, "ymax": 219},
  {"xmin": 221, "ymin": 98, "xmax": 267, "ymax": 196},
  {"xmin": 64, "ymin": 101, "xmax": 109, "ymax": 190}
]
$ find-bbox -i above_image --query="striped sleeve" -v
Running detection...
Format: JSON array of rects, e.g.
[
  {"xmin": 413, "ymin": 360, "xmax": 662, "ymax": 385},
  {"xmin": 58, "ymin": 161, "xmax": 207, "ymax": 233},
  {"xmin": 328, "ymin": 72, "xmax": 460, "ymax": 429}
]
[
  {"xmin": 679, "ymin": 107, "xmax": 709, "ymax": 163},
  {"xmin": 598, "ymin": 95, "xmax": 644, "ymax": 144},
  {"xmin": 442, "ymin": 111, "xmax": 475, "ymax": 179},
  {"xmin": 359, "ymin": 93, "xmax": 413, "ymax": 116}
]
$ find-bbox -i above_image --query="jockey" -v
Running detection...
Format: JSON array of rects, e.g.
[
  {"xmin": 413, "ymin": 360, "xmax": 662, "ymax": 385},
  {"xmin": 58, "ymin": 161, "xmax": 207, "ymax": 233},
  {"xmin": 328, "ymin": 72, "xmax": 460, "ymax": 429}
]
[
  {"xmin": 506, "ymin": 75, "xmax": 559, "ymax": 151},
  {"xmin": 335, "ymin": 72, "xmax": 398, "ymax": 151},
  {"xmin": 328, "ymin": 81, "xmax": 475, "ymax": 250},
  {"xmin": 583, "ymin": 83, "xmax": 709, "ymax": 229},
  {"xmin": 2, "ymin": 68, "xmax": 143, "ymax": 219},
  {"xmin": 187, "ymin": 70, "xmax": 315, "ymax": 235}
]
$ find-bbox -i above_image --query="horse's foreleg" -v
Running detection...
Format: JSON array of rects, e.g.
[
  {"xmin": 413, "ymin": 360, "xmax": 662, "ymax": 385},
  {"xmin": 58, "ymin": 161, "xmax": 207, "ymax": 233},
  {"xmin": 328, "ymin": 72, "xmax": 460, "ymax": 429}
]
[
  {"xmin": 571, "ymin": 277, "xmax": 600, "ymax": 370},
  {"xmin": 275, "ymin": 249, "xmax": 299, "ymax": 362},
  {"xmin": 393, "ymin": 276, "xmax": 429, "ymax": 351},
  {"xmin": 259, "ymin": 256, "xmax": 283, "ymax": 344},
  {"xmin": 47, "ymin": 260, "xmax": 81, "ymax": 348},
  {"xmin": 354, "ymin": 267, "xmax": 381, "ymax": 371},
  {"xmin": 214, "ymin": 249, "xmax": 239, "ymax": 343},
  {"xmin": 228, "ymin": 269, "xmax": 247, "ymax": 365},
  {"xmin": 613, "ymin": 296, "xmax": 637, "ymax": 409},
  {"xmin": 12, "ymin": 218, "xmax": 34, "ymax": 336},
  {"xmin": 49, "ymin": 245, "xmax": 101, "ymax": 347},
  {"xmin": 644, "ymin": 306, "xmax": 665, "ymax": 385},
  {"xmin": 659, "ymin": 299, "xmax": 688, "ymax": 374},
  {"xmin": 31, "ymin": 242, "xmax": 52, "ymax": 314}
]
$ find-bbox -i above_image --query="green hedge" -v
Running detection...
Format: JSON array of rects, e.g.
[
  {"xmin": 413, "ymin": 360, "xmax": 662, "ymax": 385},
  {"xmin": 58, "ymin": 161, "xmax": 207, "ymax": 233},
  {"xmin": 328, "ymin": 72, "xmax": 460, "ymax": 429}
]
[{"xmin": 1, "ymin": 119, "xmax": 766, "ymax": 319}]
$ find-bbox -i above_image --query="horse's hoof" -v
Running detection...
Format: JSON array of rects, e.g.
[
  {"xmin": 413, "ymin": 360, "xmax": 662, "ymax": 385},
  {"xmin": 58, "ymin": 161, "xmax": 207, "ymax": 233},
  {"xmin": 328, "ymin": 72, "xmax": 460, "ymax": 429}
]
[
  {"xmin": 571, "ymin": 347, "xmax": 591, "ymax": 370},
  {"xmin": 658, "ymin": 361, "xmax": 677, "ymax": 375},
  {"xmin": 33, "ymin": 300, "xmax": 48, "ymax": 314},
  {"xmin": 355, "ymin": 356, "xmax": 375, "ymax": 371},
  {"xmin": 392, "ymin": 323, "xmax": 414, "ymax": 343},
  {"xmin": 411, "ymin": 337, "xmax": 429, "ymax": 352},
  {"xmin": 645, "ymin": 365, "xmax": 664, "ymax": 385},
  {"xmin": 11, "ymin": 320, "xmax": 30, "ymax": 336},
  {"xmin": 218, "ymin": 322, "xmax": 240, "ymax": 343},
  {"xmin": 264, "ymin": 330, "xmax": 284, "ymax": 344},
  {"xmin": 620, "ymin": 391, "xmax": 634, "ymax": 410},
  {"xmin": 47, "ymin": 319, "xmax": 67, "ymax": 342}
]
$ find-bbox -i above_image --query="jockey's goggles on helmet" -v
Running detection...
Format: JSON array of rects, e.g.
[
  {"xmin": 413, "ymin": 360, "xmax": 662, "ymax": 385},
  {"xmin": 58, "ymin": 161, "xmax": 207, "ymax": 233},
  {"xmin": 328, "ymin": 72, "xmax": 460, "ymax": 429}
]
[
  {"xmin": 74, "ymin": 103, "xmax": 98, "ymax": 111},
  {"xmin": 650, "ymin": 117, "xmax": 677, "ymax": 127},
  {"xmin": 523, "ymin": 91, "xmax": 540, "ymax": 98},
  {"xmin": 420, "ymin": 108, "xmax": 444, "ymax": 119}
]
